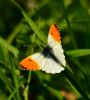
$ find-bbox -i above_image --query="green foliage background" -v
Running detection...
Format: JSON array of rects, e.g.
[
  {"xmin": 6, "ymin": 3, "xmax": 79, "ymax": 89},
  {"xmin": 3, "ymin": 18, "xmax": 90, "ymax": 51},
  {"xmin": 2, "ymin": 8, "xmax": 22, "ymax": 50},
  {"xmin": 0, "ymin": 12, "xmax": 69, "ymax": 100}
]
[{"xmin": 0, "ymin": 0, "xmax": 90, "ymax": 100}]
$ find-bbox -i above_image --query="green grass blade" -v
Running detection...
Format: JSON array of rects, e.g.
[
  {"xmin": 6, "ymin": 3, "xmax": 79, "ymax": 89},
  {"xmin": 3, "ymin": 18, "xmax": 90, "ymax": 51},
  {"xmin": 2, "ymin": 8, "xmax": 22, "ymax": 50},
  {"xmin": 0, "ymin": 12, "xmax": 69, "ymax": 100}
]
[
  {"xmin": 21, "ymin": 11, "xmax": 47, "ymax": 44},
  {"xmin": 8, "ymin": 81, "xmax": 24, "ymax": 100},
  {"xmin": 0, "ymin": 69, "xmax": 12, "ymax": 93},
  {"xmin": 7, "ymin": 22, "xmax": 23, "ymax": 44},
  {"xmin": 44, "ymin": 84, "xmax": 63, "ymax": 100},
  {"xmin": 0, "ymin": 61, "xmax": 10, "ymax": 72},
  {"xmin": 10, "ymin": 0, "xmax": 47, "ymax": 44},
  {"xmin": 8, "ymin": 51, "xmax": 20, "ymax": 100},
  {"xmin": 61, "ymin": 0, "xmax": 77, "ymax": 48},
  {"xmin": 63, "ymin": 67, "xmax": 90, "ymax": 99},
  {"xmin": 0, "ymin": 37, "xmax": 19, "ymax": 57},
  {"xmin": 66, "ymin": 49, "xmax": 90, "ymax": 57}
]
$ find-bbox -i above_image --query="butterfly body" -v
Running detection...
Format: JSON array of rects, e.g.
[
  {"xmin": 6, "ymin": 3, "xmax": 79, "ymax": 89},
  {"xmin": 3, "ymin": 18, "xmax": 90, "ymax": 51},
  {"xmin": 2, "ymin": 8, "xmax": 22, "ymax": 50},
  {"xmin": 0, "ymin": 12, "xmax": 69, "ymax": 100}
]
[
  {"xmin": 42, "ymin": 45, "xmax": 52, "ymax": 56},
  {"xmin": 20, "ymin": 24, "xmax": 66, "ymax": 74},
  {"xmin": 42, "ymin": 45, "xmax": 60, "ymax": 64}
]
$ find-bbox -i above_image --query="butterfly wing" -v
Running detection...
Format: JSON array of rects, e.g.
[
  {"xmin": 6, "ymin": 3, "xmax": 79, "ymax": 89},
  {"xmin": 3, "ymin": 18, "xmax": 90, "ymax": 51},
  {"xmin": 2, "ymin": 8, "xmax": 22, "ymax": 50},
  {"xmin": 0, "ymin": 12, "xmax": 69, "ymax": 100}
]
[
  {"xmin": 52, "ymin": 45, "xmax": 66, "ymax": 66},
  {"xmin": 48, "ymin": 24, "xmax": 66, "ymax": 66},
  {"xmin": 41, "ymin": 55, "xmax": 64, "ymax": 74},
  {"xmin": 20, "ymin": 53, "xmax": 44, "ymax": 71},
  {"xmin": 20, "ymin": 52, "xmax": 64, "ymax": 74},
  {"xmin": 20, "ymin": 24, "xmax": 66, "ymax": 73},
  {"xmin": 48, "ymin": 24, "xmax": 61, "ymax": 47}
]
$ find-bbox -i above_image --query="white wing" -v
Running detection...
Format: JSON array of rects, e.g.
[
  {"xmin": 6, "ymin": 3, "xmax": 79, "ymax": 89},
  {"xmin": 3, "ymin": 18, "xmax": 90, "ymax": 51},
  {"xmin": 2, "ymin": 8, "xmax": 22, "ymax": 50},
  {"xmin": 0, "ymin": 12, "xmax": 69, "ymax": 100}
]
[
  {"xmin": 48, "ymin": 24, "xmax": 61, "ymax": 47},
  {"xmin": 41, "ymin": 55, "xmax": 64, "ymax": 74},
  {"xmin": 20, "ymin": 53, "xmax": 44, "ymax": 70},
  {"xmin": 52, "ymin": 45, "xmax": 66, "ymax": 66},
  {"xmin": 30, "ymin": 53, "xmax": 45, "ymax": 69},
  {"xmin": 48, "ymin": 33, "xmax": 60, "ymax": 47},
  {"xmin": 47, "ymin": 24, "xmax": 66, "ymax": 67},
  {"xmin": 20, "ymin": 52, "xmax": 64, "ymax": 73}
]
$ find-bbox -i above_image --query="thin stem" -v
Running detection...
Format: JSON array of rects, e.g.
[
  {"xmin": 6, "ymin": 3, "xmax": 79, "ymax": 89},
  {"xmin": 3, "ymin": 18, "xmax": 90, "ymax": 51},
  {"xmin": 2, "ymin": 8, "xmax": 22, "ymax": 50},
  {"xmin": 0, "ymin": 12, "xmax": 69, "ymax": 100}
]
[{"xmin": 23, "ymin": 72, "xmax": 31, "ymax": 100}]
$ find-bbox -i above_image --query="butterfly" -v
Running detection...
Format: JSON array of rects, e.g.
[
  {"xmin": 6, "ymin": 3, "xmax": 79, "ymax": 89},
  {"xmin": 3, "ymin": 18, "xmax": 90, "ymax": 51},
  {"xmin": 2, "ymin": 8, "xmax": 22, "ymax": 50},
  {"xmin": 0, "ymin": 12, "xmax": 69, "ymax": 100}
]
[{"xmin": 20, "ymin": 24, "xmax": 66, "ymax": 74}]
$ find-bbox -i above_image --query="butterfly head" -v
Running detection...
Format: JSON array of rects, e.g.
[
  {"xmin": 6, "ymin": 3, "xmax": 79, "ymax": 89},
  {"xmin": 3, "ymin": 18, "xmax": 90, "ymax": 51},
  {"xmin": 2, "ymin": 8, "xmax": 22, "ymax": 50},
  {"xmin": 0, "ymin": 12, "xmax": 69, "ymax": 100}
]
[{"xmin": 49, "ymin": 24, "xmax": 61, "ymax": 43}]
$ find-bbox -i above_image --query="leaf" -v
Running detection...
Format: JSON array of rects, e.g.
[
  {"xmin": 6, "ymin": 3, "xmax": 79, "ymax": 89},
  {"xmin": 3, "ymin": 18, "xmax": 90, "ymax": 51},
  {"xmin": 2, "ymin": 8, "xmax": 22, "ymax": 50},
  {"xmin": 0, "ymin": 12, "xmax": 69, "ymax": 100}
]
[{"xmin": 66, "ymin": 49, "xmax": 90, "ymax": 57}]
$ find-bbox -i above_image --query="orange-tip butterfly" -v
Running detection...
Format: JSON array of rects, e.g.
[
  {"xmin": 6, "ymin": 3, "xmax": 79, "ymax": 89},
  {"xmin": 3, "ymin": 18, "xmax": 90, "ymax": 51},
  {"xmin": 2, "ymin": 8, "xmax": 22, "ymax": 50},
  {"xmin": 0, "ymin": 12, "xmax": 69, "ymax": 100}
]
[{"xmin": 20, "ymin": 24, "xmax": 66, "ymax": 74}]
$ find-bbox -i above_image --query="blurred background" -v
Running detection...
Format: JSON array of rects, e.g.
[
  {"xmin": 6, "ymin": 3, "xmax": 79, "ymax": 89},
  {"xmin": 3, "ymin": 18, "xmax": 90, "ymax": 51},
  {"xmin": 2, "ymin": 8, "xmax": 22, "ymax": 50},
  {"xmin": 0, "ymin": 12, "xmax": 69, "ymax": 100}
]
[{"xmin": 0, "ymin": 0, "xmax": 90, "ymax": 100}]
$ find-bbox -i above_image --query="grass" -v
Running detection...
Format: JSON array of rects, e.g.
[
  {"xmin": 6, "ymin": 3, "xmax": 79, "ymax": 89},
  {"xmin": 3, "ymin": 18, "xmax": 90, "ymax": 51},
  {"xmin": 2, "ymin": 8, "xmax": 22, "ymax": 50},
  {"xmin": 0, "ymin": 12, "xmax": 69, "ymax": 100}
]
[{"xmin": 0, "ymin": 0, "xmax": 90, "ymax": 100}]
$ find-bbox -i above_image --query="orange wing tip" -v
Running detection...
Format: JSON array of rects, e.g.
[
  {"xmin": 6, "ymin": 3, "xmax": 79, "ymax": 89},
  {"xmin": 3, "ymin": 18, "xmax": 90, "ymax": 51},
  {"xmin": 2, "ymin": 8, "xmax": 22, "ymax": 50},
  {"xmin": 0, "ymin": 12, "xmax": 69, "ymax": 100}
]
[
  {"xmin": 49, "ymin": 24, "xmax": 61, "ymax": 42},
  {"xmin": 20, "ymin": 57, "xmax": 40, "ymax": 71}
]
